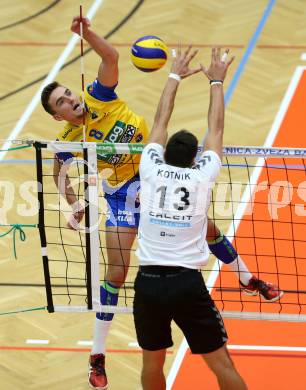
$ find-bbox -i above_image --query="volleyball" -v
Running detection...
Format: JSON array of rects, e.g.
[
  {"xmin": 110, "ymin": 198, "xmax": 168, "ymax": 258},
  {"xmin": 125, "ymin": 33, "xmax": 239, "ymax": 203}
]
[{"xmin": 131, "ymin": 35, "xmax": 168, "ymax": 72}]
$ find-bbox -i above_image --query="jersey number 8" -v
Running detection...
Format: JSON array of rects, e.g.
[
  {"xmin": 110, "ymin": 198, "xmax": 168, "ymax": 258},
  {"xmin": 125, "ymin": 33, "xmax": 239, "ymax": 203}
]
[{"xmin": 89, "ymin": 129, "xmax": 103, "ymax": 140}]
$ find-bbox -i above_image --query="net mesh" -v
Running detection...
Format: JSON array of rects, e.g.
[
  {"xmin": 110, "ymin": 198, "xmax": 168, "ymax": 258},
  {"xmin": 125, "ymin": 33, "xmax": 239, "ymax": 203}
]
[
  {"xmin": 40, "ymin": 154, "xmax": 88, "ymax": 307},
  {"xmin": 208, "ymin": 153, "xmax": 306, "ymax": 320},
  {"xmin": 35, "ymin": 142, "xmax": 306, "ymax": 321}
]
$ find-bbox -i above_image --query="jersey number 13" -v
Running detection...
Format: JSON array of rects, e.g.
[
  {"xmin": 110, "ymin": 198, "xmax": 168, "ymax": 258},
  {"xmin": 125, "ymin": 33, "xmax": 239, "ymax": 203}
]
[{"xmin": 156, "ymin": 186, "xmax": 190, "ymax": 211}]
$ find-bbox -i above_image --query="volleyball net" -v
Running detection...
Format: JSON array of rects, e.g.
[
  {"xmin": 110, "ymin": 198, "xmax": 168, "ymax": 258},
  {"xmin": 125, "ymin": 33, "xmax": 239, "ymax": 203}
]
[{"xmin": 33, "ymin": 140, "xmax": 306, "ymax": 321}]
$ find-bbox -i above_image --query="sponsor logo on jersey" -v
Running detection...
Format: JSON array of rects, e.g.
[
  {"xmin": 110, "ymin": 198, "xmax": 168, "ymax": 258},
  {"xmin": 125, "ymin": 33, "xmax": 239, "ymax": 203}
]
[
  {"xmin": 97, "ymin": 121, "xmax": 125, "ymax": 163},
  {"xmin": 136, "ymin": 133, "xmax": 143, "ymax": 142},
  {"xmin": 97, "ymin": 121, "xmax": 137, "ymax": 164},
  {"xmin": 62, "ymin": 128, "xmax": 73, "ymax": 139},
  {"xmin": 150, "ymin": 218, "xmax": 191, "ymax": 228},
  {"xmin": 117, "ymin": 210, "xmax": 133, "ymax": 223},
  {"xmin": 149, "ymin": 211, "xmax": 192, "ymax": 221},
  {"xmin": 102, "ymin": 111, "xmax": 110, "ymax": 119},
  {"xmin": 160, "ymin": 231, "xmax": 175, "ymax": 237},
  {"xmin": 104, "ymin": 121, "xmax": 125, "ymax": 143},
  {"xmin": 120, "ymin": 125, "xmax": 136, "ymax": 143},
  {"xmin": 91, "ymin": 111, "xmax": 98, "ymax": 120}
]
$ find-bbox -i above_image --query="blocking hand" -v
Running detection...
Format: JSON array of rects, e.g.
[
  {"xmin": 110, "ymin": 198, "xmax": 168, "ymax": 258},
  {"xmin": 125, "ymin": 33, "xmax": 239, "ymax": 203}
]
[
  {"xmin": 201, "ymin": 48, "xmax": 235, "ymax": 82},
  {"xmin": 170, "ymin": 45, "xmax": 202, "ymax": 79},
  {"xmin": 70, "ymin": 16, "xmax": 91, "ymax": 36}
]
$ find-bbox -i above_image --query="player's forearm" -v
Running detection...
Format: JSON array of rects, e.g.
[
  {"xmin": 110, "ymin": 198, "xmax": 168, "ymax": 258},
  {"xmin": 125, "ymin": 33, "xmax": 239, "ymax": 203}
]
[
  {"xmin": 207, "ymin": 84, "xmax": 224, "ymax": 152},
  {"xmin": 208, "ymin": 84, "xmax": 224, "ymax": 134},
  {"xmin": 153, "ymin": 78, "xmax": 179, "ymax": 131},
  {"xmin": 54, "ymin": 175, "xmax": 78, "ymax": 206},
  {"xmin": 64, "ymin": 178, "xmax": 78, "ymax": 206},
  {"xmin": 84, "ymin": 29, "xmax": 118, "ymax": 62}
]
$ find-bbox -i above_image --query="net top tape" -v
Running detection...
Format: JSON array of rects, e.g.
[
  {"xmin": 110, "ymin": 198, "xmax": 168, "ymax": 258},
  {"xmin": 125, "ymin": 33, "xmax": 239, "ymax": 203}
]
[{"xmin": 12, "ymin": 140, "xmax": 306, "ymax": 158}]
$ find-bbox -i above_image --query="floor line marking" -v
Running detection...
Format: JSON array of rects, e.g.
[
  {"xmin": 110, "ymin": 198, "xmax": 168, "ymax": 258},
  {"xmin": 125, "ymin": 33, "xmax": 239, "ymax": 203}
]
[
  {"xmin": 77, "ymin": 340, "xmax": 93, "ymax": 346},
  {"xmin": 227, "ymin": 345, "xmax": 306, "ymax": 352},
  {"xmin": 224, "ymin": 0, "xmax": 276, "ymax": 105},
  {"xmin": 229, "ymin": 352, "xmax": 306, "ymax": 359},
  {"xmin": 0, "ymin": 345, "xmax": 173, "ymax": 354},
  {"xmin": 26, "ymin": 339, "xmax": 50, "ymax": 345}
]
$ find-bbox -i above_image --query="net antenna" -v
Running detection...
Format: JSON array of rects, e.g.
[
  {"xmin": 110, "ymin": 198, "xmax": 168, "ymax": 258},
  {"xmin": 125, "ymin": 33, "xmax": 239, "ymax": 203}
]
[{"xmin": 79, "ymin": 4, "xmax": 86, "ymax": 142}]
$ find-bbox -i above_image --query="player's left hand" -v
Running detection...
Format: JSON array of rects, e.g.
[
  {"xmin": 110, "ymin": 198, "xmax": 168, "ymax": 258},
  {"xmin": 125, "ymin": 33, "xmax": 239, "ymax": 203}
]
[
  {"xmin": 70, "ymin": 16, "xmax": 91, "ymax": 36},
  {"xmin": 200, "ymin": 47, "xmax": 235, "ymax": 82},
  {"xmin": 170, "ymin": 45, "xmax": 202, "ymax": 79},
  {"xmin": 67, "ymin": 201, "xmax": 85, "ymax": 230}
]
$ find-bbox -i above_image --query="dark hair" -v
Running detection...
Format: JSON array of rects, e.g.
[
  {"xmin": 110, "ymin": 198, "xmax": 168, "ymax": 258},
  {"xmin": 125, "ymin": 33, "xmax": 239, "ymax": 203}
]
[
  {"xmin": 164, "ymin": 130, "xmax": 198, "ymax": 168},
  {"xmin": 41, "ymin": 81, "xmax": 61, "ymax": 115}
]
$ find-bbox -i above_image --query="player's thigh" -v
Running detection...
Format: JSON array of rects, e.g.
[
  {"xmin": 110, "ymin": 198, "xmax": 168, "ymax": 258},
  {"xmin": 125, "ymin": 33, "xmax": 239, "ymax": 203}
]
[
  {"xmin": 134, "ymin": 273, "xmax": 173, "ymax": 351},
  {"xmin": 104, "ymin": 227, "xmax": 136, "ymax": 285},
  {"xmin": 105, "ymin": 226, "xmax": 137, "ymax": 266}
]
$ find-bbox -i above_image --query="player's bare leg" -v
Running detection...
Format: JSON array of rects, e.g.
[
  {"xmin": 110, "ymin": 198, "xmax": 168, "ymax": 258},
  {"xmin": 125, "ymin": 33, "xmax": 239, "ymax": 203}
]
[
  {"xmin": 203, "ymin": 344, "xmax": 247, "ymax": 390},
  {"xmin": 105, "ymin": 226, "xmax": 137, "ymax": 286},
  {"xmin": 206, "ymin": 218, "xmax": 283, "ymax": 301},
  {"xmin": 89, "ymin": 226, "xmax": 137, "ymax": 390},
  {"xmin": 141, "ymin": 349, "xmax": 167, "ymax": 390}
]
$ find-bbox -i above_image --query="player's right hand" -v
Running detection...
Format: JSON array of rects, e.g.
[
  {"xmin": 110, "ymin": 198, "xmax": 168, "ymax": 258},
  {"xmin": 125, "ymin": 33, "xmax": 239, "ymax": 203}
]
[
  {"xmin": 70, "ymin": 16, "xmax": 91, "ymax": 36},
  {"xmin": 170, "ymin": 45, "xmax": 202, "ymax": 79}
]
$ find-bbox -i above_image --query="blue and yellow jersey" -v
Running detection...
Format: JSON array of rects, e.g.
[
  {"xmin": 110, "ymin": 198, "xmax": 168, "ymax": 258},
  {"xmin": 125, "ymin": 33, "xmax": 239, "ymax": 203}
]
[{"xmin": 56, "ymin": 80, "xmax": 149, "ymax": 187}]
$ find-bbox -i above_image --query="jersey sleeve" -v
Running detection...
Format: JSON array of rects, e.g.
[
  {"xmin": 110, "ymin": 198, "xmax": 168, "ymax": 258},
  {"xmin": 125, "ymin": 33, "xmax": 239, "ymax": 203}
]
[
  {"xmin": 139, "ymin": 143, "xmax": 164, "ymax": 179},
  {"xmin": 194, "ymin": 150, "xmax": 222, "ymax": 182},
  {"xmin": 54, "ymin": 137, "xmax": 74, "ymax": 163},
  {"xmin": 55, "ymin": 151, "xmax": 74, "ymax": 163},
  {"xmin": 87, "ymin": 79, "xmax": 118, "ymax": 102}
]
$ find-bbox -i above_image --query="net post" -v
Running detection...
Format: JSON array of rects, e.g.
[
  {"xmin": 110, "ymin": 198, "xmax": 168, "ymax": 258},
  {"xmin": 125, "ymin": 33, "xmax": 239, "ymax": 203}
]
[
  {"xmin": 34, "ymin": 141, "xmax": 54, "ymax": 313},
  {"xmin": 83, "ymin": 143, "xmax": 100, "ymax": 311}
]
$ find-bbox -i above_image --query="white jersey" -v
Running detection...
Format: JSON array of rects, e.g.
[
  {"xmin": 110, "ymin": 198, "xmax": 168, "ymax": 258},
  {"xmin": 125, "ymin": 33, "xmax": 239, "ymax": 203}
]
[{"xmin": 136, "ymin": 143, "xmax": 222, "ymax": 269}]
